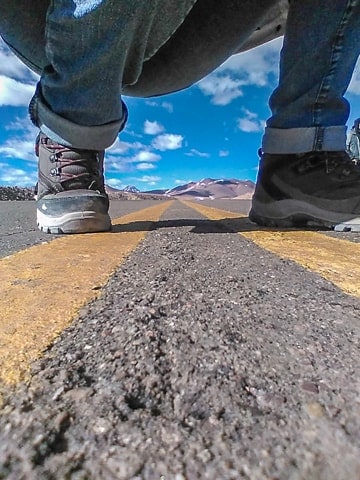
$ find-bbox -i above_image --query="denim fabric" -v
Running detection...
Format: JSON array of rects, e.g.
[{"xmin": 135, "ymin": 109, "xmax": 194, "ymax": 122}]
[
  {"xmin": 263, "ymin": 0, "xmax": 360, "ymax": 153},
  {"xmin": 1, "ymin": 0, "xmax": 280, "ymax": 149},
  {"xmin": 0, "ymin": 0, "xmax": 359, "ymax": 153},
  {"xmin": 1, "ymin": 0, "xmax": 198, "ymax": 148}
]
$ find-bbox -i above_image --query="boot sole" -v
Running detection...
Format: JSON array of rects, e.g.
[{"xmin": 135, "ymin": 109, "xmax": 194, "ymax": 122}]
[
  {"xmin": 36, "ymin": 191, "xmax": 111, "ymax": 234},
  {"xmin": 249, "ymin": 199, "xmax": 360, "ymax": 232},
  {"xmin": 37, "ymin": 209, "xmax": 111, "ymax": 234}
]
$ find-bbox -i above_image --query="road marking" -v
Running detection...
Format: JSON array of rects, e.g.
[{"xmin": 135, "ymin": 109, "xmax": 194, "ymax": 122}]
[
  {"xmin": 184, "ymin": 201, "xmax": 360, "ymax": 298},
  {"xmin": 0, "ymin": 202, "xmax": 172, "ymax": 385}
]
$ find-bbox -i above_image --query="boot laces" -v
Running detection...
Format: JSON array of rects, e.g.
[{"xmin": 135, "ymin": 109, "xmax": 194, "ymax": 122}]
[
  {"xmin": 324, "ymin": 152, "xmax": 359, "ymax": 178},
  {"xmin": 296, "ymin": 151, "xmax": 359, "ymax": 179},
  {"xmin": 41, "ymin": 136, "xmax": 102, "ymax": 190}
]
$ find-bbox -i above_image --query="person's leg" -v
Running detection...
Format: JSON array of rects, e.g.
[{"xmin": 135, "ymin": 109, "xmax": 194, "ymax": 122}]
[
  {"xmin": 264, "ymin": 0, "xmax": 360, "ymax": 153},
  {"xmin": 9, "ymin": 0, "xmax": 279, "ymax": 233},
  {"xmin": 30, "ymin": 0, "xmax": 198, "ymax": 150},
  {"xmin": 0, "ymin": 0, "xmax": 48, "ymax": 75},
  {"xmin": 123, "ymin": 0, "xmax": 282, "ymax": 98},
  {"xmin": 30, "ymin": 0, "xmax": 199, "ymax": 233},
  {"xmin": 16, "ymin": 0, "xmax": 198, "ymax": 233},
  {"xmin": 250, "ymin": 0, "xmax": 360, "ymax": 231},
  {"xmin": 31, "ymin": 0, "xmax": 281, "ymax": 148}
]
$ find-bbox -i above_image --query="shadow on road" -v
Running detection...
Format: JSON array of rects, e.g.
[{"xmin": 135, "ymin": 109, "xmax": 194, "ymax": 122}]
[{"xmin": 111, "ymin": 217, "xmax": 327, "ymax": 234}]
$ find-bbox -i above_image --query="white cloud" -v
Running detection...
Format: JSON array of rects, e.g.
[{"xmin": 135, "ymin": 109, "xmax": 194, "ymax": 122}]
[
  {"xmin": 161, "ymin": 102, "xmax": 174, "ymax": 113},
  {"xmin": 132, "ymin": 150, "xmax": 161, "ymax": 163},
  {"xmin": 197, "ymin": 34, "xmax": 360, "ymax": 108},
  {"xmin": 0, "ymin": 139, "xmax": 35, "ymax": 160},
  {"xmin": 106, "ymin": 156, "xmax": 132, "ymax": 173},
  {"xmin": 185, "ymin": 148, "xmax": 210, "ymax": 158},
  {"xmin": 5, "ymin": 116, "xmax": 34, "ymax": 132},
  {"xmin": 136, "ymin": 162, "xmax": 156, "ymax": 171},
  {"xmin": 105, "ymin": 139, "xmax": 162, "ymax": 177},
  {"xmin": 0, "ymin": 115, "xmax": 38, "ymax": 185},
  {"xmin": 0, "ymin": 41, "xmax": 37, "ymax": 81},
  {"xmin": 135, "ymin": 175, "xmax": 161, "ymax": 185},
  {"xmin": 106, "ymin": 177, "xmax": 125, "ymax": 189},
  {"xmin": 197, "ymin": 37, "xmax": 282, "ymax": 106},
  {"xmin": 175, "ymin": 179, "xmax": 192, "ymax": 185},
  {"xmin": 152, "ymin": 133, "xmax": 183, "ymax": 151},
  {"xmin": 106, "ymin": 148, "xmax": 160, "ymax": 176},
  {"xmin": 237, "ymin": 109, "xmax": 264, "ymax": 133},
  {"xmin": 107, "ymin": 139, "xmax": 145, "ymax": 155},
  {"xmin": 242, "ymin": 109, "xmax": 257, "ymax": 120},
  {"xmin": 0, "ymin": 118, "xmax": 38, "ymax": 162},
  {"xmin": 219, "ymin": 150, "xmax": 229, "ymax": 157},
  {"xmin": 0, "ymin": 76, "xmax": 35, "ymax": 107},
  {"xmin": 0, "ymin": 167, "xmax": 36, "ymax": 186},
  {"xmin": 0, "ymin": 39, "xmax": 38, "ymax": 107},
  {"xmin": 198, "ymin": 75, "xmax": 244, "ymax": 106},
  {"xmin": 144, "ymin": 120, "xmax": 164, "ymax": 135},
  {"xmin": 107, "ymin": 172, "xmax": 161, "ymax": 188},
  {"xmin": 218, "ymin": 38, "xmax": 281, "ymax": 86},
  {"xmin": 238, "ymin": 118, "xmax": 262, "ymax": 133},
  {"xmin": 145, "ymin": 100, "xmax": 174, "ymax": 113}
]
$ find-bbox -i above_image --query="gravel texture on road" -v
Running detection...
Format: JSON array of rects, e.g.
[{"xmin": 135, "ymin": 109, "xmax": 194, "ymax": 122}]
[
  {"xmin": 0, "ymin": 200, "xmax": 167, "ymax": 258},
  {"xmin": 0, "ymin": 201, "xmax": 359, "ymax": 479}
]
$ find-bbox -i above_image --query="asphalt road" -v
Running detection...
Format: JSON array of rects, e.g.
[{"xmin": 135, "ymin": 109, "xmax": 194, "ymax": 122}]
[
  {"xmin": 0, "ymin": 199, "xmax": 359, "ymax": 480},
  {"xmin": 0, "ymin": 200, "xmax": 177, "ymax": 258}
]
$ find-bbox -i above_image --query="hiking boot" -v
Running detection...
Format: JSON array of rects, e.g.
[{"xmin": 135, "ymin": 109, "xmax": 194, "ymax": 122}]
[
  {"xmin": 249, "ymin": 150, "xmax": 360, "ymax": 232},
  {"xmin": 36, "ymin": 133, "xmax": 111, "ymax": 234}
]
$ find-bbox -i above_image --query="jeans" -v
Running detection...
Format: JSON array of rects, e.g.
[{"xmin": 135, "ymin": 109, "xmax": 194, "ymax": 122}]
[
  {"xmin": 1, "ymin": 0, "xmax": 359, "ymax": 153},
  {"xmin": 263, "ymin": 0, "xmax": 360, "ymax": 154}
]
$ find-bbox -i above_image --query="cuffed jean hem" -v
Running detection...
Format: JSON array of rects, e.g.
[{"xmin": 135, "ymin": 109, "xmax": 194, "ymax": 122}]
[
  {"xmin": 34, "ymin": 96, "xmax": 128, "ymax": 150},
  {"xmin": 262, "ymin": 126, "xmax": 347, "ymax": 154}
]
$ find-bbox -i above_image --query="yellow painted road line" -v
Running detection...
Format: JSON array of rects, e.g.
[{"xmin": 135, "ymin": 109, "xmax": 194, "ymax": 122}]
[
  {"xmin": 0, "ymin": 202, "xmax": 173, "ymax": 385},
  {"xmin": 183, "ymin": 201, "xmax": 360, "ymax": 298}
]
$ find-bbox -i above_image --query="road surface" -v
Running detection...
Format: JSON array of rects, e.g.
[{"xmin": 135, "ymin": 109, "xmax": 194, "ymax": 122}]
[{"xmin": 0, "ymin": 199, "xmax": 359, "ymax": 480}]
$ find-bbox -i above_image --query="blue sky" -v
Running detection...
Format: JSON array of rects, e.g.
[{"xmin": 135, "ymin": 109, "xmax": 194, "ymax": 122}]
[{"xmin": 1, "ymin": 37, "xmax": 360, "ymax": 191}]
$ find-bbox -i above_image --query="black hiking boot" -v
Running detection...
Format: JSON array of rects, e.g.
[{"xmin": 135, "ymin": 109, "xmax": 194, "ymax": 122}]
[
  {"xmin": 36, "ymin": 133, "xmax": 111, "ymax": 234},
  {"xmin": 249, "ymin": 150, "xmax": 360, "ymax": 231}
]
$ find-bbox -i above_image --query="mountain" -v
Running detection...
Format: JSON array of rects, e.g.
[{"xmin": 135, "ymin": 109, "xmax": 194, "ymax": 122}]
[
  {"xmin": 122, "ymin": 185, "xmax": 140, "ymax": 193},
  {"xmin": 0, "ymin": 178, "xmax": 254, "ymax": 201},
  {"xmin": 142, "ymin": 188, "xmax": 168, "ymax": 195},
  {"xmin": 105, "ymin": 185, "xmax": 140, "ymax": 193},
  {"xmin": 108, "ymin": 178, "xmax": 255, "ymax": 200},
  {"xmin": 159, "ymin": 178, "xmax": 255, "ymax": 199},
  {"xmin": 105, "ymin": 185, "xmax": 164, "ymax": 201}
]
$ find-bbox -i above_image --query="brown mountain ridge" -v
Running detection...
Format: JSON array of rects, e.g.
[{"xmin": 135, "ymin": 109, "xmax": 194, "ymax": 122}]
[{"xmin": 0, "ymin": 178, "xmax": 255, "ymax": 201}]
